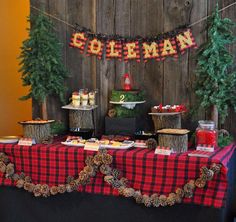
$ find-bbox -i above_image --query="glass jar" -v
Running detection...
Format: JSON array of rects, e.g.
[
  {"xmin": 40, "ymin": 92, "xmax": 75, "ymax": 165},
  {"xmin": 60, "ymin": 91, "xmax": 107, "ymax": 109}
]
[{"xmin": 196, "ymin": 120, "xmax": 218, "ymax": 147}]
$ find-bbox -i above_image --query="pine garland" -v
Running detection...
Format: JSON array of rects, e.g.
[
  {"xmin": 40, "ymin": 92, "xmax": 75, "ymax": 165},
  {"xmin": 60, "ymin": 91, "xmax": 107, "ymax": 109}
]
[
  {"xmin": 0, "ymin": 151, "xmax": 221, "ymax": 207},
  {"xmin": 195, "ymin": 3, "xmax": 236, "ymax": 123}
]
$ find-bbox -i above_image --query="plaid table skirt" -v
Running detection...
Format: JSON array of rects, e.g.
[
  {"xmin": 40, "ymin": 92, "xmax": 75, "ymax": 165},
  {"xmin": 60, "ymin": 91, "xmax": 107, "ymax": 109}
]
[{"xmin": 0, "ymin": 138, "xmax": 235, "ymax": 208}]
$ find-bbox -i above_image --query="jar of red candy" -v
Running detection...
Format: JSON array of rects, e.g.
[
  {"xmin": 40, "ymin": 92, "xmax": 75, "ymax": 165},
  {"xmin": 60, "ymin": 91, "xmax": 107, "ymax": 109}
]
[{"xmin": 196, "ymin": 120, "xmax": 218, "ymax": 147}]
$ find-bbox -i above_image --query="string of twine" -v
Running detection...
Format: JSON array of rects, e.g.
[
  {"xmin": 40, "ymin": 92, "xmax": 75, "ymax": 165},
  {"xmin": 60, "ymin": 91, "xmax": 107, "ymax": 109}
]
[{"xmin": 30, "ymin": 1, "xmax": 236, "ymax": 31}]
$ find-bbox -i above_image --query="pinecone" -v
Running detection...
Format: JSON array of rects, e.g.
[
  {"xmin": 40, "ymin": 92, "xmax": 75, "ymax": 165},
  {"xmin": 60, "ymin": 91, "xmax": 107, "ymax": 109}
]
[
  {"xmin": 85, "ymin": 156, "xmax": 94, "ymax": 166},
  {"xmin": 210, "ymin": 163, "xmax": 221, "ymax": 174},
  {"xmin": 108, "ymin": 109, "xmax": 117, "ymax": 118},
  {"xmin": 111, "ymin": 169, "xmax": 120, "ymax": 179},
  {"xmin": 142, "ymin": 194, "xmax": 152, "ymax": 207},
  {"xmin": 0, "ymin": 161, "xmax": 6, "ymax": 173},
  {"xmin": 69, "ymin": 180, "xmax": 78, "ymax": 191},
  {"xmin": 24, "ymin": 176, "xmax": 32, "ymax": 183},
  {"xmin": 24, "ymin": 182, "xmax": 35, "ymax": 193},
  {"xmin": 0, "ymin": 153, "xmax": 9, "ymax": 163},
  {"xmin": 6, "ymin": 163, "xmax": 14, "ymax": 177},
  {"xmin": 188, "ymin": 180, "xmax": 196, "ymax": 189},
  {"xmin": 146, "ymin": 138, "xmax": 157, "ymax": 150},
  {"xmin": 66, "ymin": 176, "xmax": 74, "ymax": 184},
  {"xmin": 84, "ymin": 165, "xmax": 96, "ymax": 176},
  {"xmin": 66, "ymin": 184, "xmax": 73, "ymax": 193},
  {"xmin": 175, "ymin": 188, "xmax": 184, "ymax": 203},
  {"xmin": 78, "ymin": 170, "xmax": 89, "ymax": 184},
  {"xmin": 122, "ymin": 188, "xmax": 135, "ymax": 198},
  {"xmin": 183, "ymin": 183, "xmax": 194, "ymax": 198},
  {"xmin": 100, "ymin": 164, "xmax": 112, "ymax": 175},
  {"xmin": 195, "ymin": 177, "xmax": 206, "ymax": 188},
  {"xmin": 150, "ymin": 193, "xmax": 160, "ymax": 207},
  {"xmin": 102, "ymin": 154, "xmax": 113, "ymax": 165},
  {"xmin": 16, "ymin": 179, "xmax": 25, "ymax": 188},
  {"xmin": 50, "ymin": 186, "xmax": 58, "ymax": 195},
  {"xmin": 93, "ymin": 154, "xmax": 103, "ymax": 166},
  {"xmin": 119, "ymin": 177, "xmax": 128, "ymax": 186},
  {"xmin": 111, "ymin": 179, "xmax": 122, "ymax": 189},
  {"xmin": 19, "ymin": 172, "xmax": 25, "ymax": 180},
  {"xmin": 98, "ymin": 149, "xmax": 107, "ymax": 155},
  {"xmin": 117, "ymin": 186, "xmax": 126, "ymax": 195},
  {"xmin": 33, "ymin": 184, "xmax": 42, "ymax": 197},
  {"xmin": 167, "ymin": 193, "xmax": 176, "ymax": 206},
  {"xmin": 134, "ymin": 191, "xmax": 143, "ymax": 204},
  {"xmin": 159, "ymin": 195, "xmax": 167, "ymax": 207},
  {"xmin": 12, "ymin": 173, "xmax": 20, "ymax": 181},
  {"xmin": 58, "ymin": 184, "xmax": 66, "ymax": 194},
  {"xmin": 104, "ymin": 175, "xmax": 114, "ymax": 185},
  {"xmin": 41, "ymin": 184, "xmax": 50, "ymax": 197}
]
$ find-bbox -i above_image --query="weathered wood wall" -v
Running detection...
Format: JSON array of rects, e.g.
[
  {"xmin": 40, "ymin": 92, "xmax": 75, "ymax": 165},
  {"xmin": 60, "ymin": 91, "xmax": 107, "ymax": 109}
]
[{"xmin": 30, "ymin": 0, "xmax": 236, "ymax": 138}]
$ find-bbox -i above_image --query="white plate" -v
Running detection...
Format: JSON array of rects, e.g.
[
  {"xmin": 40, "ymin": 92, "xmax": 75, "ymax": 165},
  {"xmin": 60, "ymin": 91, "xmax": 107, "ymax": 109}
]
[
  {"xmin": 148, "ymin": 112, "xmax": 183, "ymax": 116},
  {"xmin": 101, "ymin": 141, "xmax": 135, "ymax": 149},
  {"xmin": 61, "ymin": 142, "xmax": 85, "ymax": 147},
  {"xmin": 0, "ymin": 138, "xmax": 19, "ymax": 144}
]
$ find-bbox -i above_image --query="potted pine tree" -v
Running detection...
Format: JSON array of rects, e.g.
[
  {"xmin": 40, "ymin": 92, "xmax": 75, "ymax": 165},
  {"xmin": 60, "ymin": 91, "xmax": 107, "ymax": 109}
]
[{"xmin": 18, "ymin": 12, "xmax": 68, "ymax": 143}]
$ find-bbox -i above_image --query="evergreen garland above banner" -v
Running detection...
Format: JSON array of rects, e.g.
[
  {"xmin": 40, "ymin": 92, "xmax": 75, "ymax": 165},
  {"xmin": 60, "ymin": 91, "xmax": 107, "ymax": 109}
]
[{"xmin": 69, "ymin": 24, "xmax": 197, "ymax": 63}]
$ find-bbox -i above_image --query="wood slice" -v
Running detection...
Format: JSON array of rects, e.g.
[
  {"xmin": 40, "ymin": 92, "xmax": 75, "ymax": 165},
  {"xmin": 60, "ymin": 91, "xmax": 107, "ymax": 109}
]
[
  {"xmin": 158, "ymin": 134, "xmax": 188, "ymax": 153},
  {"xmin": 152, "ymin": 113, "xmax": 181, "ymax": 131},
  {"xmin": 69, "ymin": 110, "xmax": 94, "ymax": 129},
  {"xmin": 22, "ymin": 124, "xmax": 51, "ymax": 143}
]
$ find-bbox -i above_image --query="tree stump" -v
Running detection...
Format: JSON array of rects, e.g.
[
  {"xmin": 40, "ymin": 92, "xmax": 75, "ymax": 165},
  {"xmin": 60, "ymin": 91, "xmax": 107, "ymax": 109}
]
[
  {"xmin": 22, "ymin": 124, "xmax": 51, "ymax": 143},
  {"xmin": 151, "ymin": 113, "xmax": 181, "ymax": 131},
  {"xmin": 157, "ymin": 129, "xmax": 189, "ymax": 153},
  {"xmin": 69, "ymin": 110, "xmax": 94, "ymax": 129}
]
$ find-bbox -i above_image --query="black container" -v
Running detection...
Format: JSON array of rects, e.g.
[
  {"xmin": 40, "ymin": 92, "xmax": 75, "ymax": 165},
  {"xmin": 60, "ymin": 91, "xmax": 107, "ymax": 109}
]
[{"xmin": 69, "ymin": 128, "xmax": 94, "ymax": 139}]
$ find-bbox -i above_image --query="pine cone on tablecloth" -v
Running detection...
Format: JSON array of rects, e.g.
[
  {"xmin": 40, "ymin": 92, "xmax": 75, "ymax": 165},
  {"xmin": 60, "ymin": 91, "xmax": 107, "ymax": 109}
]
[
  {"xmin": 33, "ymin": 184, "xmax": 42, "ymax": 197},
  {"xmin": 146, "ymin": 138, "xmax": 157, "ymax": 150},
  {"xmin": 150, "ymin": 193, "xmax": 160, "ymax": 207},
  {"xmin": 66, "ymin": 184, "xmax": 73, "ymax": 193},
  {"xmin": 85, "ymin": 156, "xmax": 94, "ymax": 166},
  {"xmin": 58, "ymin": 184, "xmax": 66, "ymax": 194},
  {"xmin": 210, "ymin": 163, "xmax": 221, "ymax": 174},
  {"xmin": 134, "ymin": 191, "xmax": 143, "ymax": 204},
  {"xmin": 50, "ymin": 186, "xmax": 58, "ymax": 195},
  {"xmin": 122, "ymin": 188, "xmax": 135, "ymax": 198},
  {"xmin": 159, "ymin": 195, "xmax": 167, "ymax": 207},
  {"xmin": 78, "ymin": 170, "xmax": 89, "ymax": 184},
  {"xmin": 200, "ymin": 166, "xmax": 214, "ymax": 180},
  {"xmin": 16, "ymin": 179, "xmax": 25, "ymax": 188},
  {"xmin": 19, "ymin": 172, "xmax": 25, "ymax": 180},
  {"xmin": 12, "ymin": 173, "xmax": 20, "ymax": 181},
  {"xmin": 102, "ymin": 154, "xmax": 113, "ymax": 165},
  {"xmin": 84, "ymin": 165, "xmax": 96, "ymax": 177},
  {"xmin": 93, "ymin": 154, "xmax": 103, "ymax": 166},
  {"xmin": 69, "ymin": 180, "xmax": 78, "ymax": 191},
  {"xmin": 66, "ymin": 176, "xmax": 74, "ymax": 184},
  {"xmin": 5, "ymin": 163, "xmax": 14, "ymax": 177},
  {"xmin": 188, "ymin": 180, "xmax": 196, "ymax": 189},
  {"xmin": 111, "ymin": 179, "xmax": 122, "ymax": 189},
  {"xmin": 119, "ymin": 177, "xmax": 128, "ymax": 187},
  {"xmin": 167, "ymin": 193, "xmax": 176, "ymax": 206},
  {"xmin": 111, "ymin": 169, "xmax": 120, "ymax": 179},
  {"xmin": 0, "ymin": 161, "xmax": 6, "ymax": 173},
  {"xmin": 195, "ymin": 176, "xmax": 207, "ymax": 188},
  {"xmin": 175, "ymin": 188, "xmax": 184, "ymax": 203},
  {"xmin": 100, "ymin": 164, "xmax": 112, "ymax": 175},
  {"xmin": 24, "ymin": 182, "xmax": 35, "ymax": 193},
  {"xmin": 0, "ymin": 153, "xmax": 9, "ymax": 163},
  {"xmin": 104, "ymin": 175, "xmax": 114, "ymax": 185},
  {"xmin": 41, "ymin": 184, "xmax": 50, "ymax": 197},
  {"xmin": 142, "ymin": 194, "xmax": 152, "ymax": 207},
  {"xmin": 117, "ymin": 186, "xmax": 126, "ymax": 195},
  {"xmin": 99, "ymin": 149, "xmax": 107, "ymax": 155},
  {"xmin": 183, "ymin": 182, "xmax": 194, "ymax": 198},
  {"xmin": 24, "ymin": 176, "xmax": 32, "ymax": 183}
]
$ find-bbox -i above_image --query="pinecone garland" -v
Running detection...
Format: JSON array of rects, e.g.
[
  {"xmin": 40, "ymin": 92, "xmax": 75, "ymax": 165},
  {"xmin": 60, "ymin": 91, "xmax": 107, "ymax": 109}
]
[
  {"xmin": 146, "ymin": 138, "xmax": 157, "ymax": 150},
  {"xmin": 167, "ymin": 193, "xmax": 176, "ymax": 206},
  {"xmin": 195, "ymin": 177, "xmax": 206, "ymax": 188},
  {"xmin": 19, "ymin": 172, "xmax": 25, "ymax": 180},
  {"xmin": 183, "ymin": 183, "xmax": 194, "ymax": 198},
  {"xmin": 104, "ymin": 175, "xmax": 114, "ymax": 185},
  {"xmin": 41, "ymin": 184, "xmax": 50, "ymax": 197},
  {"xmin": 119, "ymin": 177, "xmax": 128, "ymax": 186},
  {"xmin": 93, "ymin": 154, "xmax": 103, "ymax": 166},
  {"xmin": 85, "ymin": 156, "xmax": 94, "ymax": 166},
  {"xmin": 102, "ymin": 154, "xmax": 113, "ymax": 165},
  {"xmin": 66, "ymin": 184, "xmax": 73, "ymax": 193},
  {"xmin": 12, "ymin": 173, "xmax": 20, "ymax": 181},
  {"xmin": 0, "ymin": 153, "xmax": 9, "ymax": 163},
  {"xmin": 134, "ymin": 191, "xmax": 143, "ymax": 204},
  {"xmin": 100, "ymin": 164, "xmax": 112, "ymax": 175},
  {"xmin": 24, "ymin": 182, "xmax": 35, "ymax": 192},
  {"xmin": 24, "ymin": 176, "xmax": 32, "ymax": 183},
  {"xmin": 33, "ymin": 184, "xmax": 42, "ymax": 197},
  {"xmin": 111, "ymin": 169, "xmax": 120, "ymax": 179},
  {"xmin": 66, "ymin": 176, "xmax": 74, "ymax": 184},
  {"xmin": 210, "ymin": 163, "xmax": 221, "ymax": 174}
]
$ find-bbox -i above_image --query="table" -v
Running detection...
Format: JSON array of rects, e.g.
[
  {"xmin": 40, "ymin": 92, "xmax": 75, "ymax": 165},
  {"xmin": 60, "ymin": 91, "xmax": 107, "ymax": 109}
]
[{"xmin": 0, "ymin": 139, "xmax": 235, "ymax": 222}]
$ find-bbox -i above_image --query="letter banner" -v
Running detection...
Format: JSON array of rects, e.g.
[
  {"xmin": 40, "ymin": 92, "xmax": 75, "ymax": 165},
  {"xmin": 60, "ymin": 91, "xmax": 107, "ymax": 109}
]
[{"xmin": 69, "ymin": 24, "xmax": 197, "ymax": 63}]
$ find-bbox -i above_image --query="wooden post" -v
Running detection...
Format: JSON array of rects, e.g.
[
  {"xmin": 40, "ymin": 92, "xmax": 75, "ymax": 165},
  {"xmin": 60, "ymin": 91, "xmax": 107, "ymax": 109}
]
[
  {"xmin": 211, "ymin": 105, "xmax": 218, "ymax": 129},
  {"xmin": 41, "ymin": 98, "xmax": 48, "ymax": 120}
]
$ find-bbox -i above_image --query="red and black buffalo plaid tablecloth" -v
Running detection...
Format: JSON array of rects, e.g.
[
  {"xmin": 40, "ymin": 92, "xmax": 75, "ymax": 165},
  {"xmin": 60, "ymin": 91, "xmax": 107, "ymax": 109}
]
[{"xmin": 0, "ymin": 138, "xmax": 235, "ymax": 208}]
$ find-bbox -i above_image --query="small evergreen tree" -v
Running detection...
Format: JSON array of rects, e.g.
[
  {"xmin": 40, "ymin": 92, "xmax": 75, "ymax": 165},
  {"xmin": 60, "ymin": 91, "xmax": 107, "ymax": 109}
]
[
  {"xmin": 19, "ymin": 13, "xmax": 68, "ymax": 120},
  {"xmin": 195, "ymin": 4, "xmax": 236, "ymax": 128}
]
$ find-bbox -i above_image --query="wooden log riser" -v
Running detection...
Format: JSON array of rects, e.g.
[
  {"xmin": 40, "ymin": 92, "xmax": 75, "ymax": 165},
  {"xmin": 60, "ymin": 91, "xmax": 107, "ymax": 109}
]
[
  {"xmin": 152, "ymin": 114, "xmax": 181, "ymax": 131},
  {"xmin": 23, "ymin": 124, "xmax": 51, "ymax": 143},
  {"xmin": 69, "ymin": 110, "xmax": 94, "ymax": 129},
  {"xmin": 158, "ymin": 134, "xmax": 188, "ymax": 153}
]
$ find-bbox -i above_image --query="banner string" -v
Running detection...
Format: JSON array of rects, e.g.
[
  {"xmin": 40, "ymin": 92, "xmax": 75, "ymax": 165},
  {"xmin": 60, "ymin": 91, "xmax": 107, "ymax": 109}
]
[{"xmin": 30, "ymin": 1, "xmax": 236, "ymax": 31}]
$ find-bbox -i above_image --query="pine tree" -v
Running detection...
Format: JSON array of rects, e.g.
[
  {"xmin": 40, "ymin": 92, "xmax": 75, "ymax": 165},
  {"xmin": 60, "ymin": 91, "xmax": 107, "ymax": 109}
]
[
  {"xmin": 195, "ymin": 4, "xmax": 236, "ymax": 128},
  {"xmin": 19, "ymin": 13, "xmax": 68, "ymax": 120}
]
